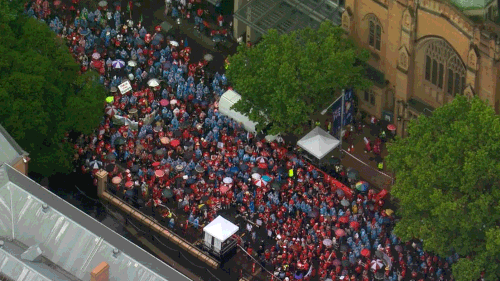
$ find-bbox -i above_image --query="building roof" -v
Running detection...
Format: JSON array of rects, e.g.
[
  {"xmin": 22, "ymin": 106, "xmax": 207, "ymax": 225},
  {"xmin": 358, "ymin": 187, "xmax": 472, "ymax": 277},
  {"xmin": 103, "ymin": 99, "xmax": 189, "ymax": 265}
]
[
  {"xmin": 234, "ymin": 0, "xmax": 342, "ymax": 41},
  {"xmin": 0, "ymin": 123, "xmax": 28, "ymax": 166},
  {"xmin": 450, "ymin": 0, "xmax": 494, "ymax": 10},
  {"xmin": 0, "ymin": 163, "xmax": 192, "ymax": 281}
]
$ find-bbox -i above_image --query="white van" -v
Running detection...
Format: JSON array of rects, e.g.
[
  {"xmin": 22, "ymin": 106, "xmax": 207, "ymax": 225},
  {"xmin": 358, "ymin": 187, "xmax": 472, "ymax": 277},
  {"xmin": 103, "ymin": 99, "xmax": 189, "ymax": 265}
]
[{"xmin": 218, "ymin": 90, "xmax": 278, "ymax": 141}]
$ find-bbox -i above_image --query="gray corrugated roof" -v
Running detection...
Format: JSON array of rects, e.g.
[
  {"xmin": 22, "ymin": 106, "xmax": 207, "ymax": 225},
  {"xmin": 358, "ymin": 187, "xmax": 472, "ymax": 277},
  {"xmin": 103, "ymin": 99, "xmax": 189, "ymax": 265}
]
[
  {"xmin": 0, "ymin": 123, "xmax": 28, "ymax": 166},
  {"xmin": 0, "ymin": 164, "xmax": 192, "ymax": 281}
]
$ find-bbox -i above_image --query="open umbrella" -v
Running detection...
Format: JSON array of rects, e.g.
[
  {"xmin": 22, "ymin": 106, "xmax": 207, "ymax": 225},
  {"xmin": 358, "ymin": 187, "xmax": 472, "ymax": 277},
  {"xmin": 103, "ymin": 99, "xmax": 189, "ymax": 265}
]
[
  {"xmin": 329, "ymin": 157, "xmax": 341, "ymax": 166},
  {"xmin": 155, "ymin": 170, "xmax": 165, "ymax": 177},
  {"xmin": 135, "ymin": 37, "xmax": 144, "ymax": 46},
  {"xmin": 79, "ymin": 28, "xmax": 90, "ymax": 36},
  {"xmin": 93, "ymin": 60, "xmax": 103, "ymax": 69},
  {"xmin": 112, "ymin": 59, "xmax": 125, "ymax": 69},
  {"xmin": 160, "ymin": 99, "xmax": 169, "ymax": 106},
  {"xmin": 261, "ymin": 175, "xmax": 271, "ymax": 182},
  {"xmin": 239, "ymin": 163, "xmax": 248, "ymax": 172},
  {"xmin": 323, "ymin": 239, "xmax": 333, "ymax": 247},
  {"xmin": 350, "ymin": 221, "xmax": 360, "ymax": 230},
  {"xmin": 89, "ymin": 160, "xmax": 103, "ymax": 170},
  {"xmin": 385, "ymin": 209, "xmax": 394, "ymax": 216},
  {"xmin": 170, "ymin": 99, "xmax": 178, "ymax": 105},
  {"xmin": 155, "ymin": 149, "xmax": 165, "ymax": 156},
  {"xmin": 162, "ymin": 189, "xmax": 173, "ymax": 198},
  {"xmin": 394, "ymin": 245, "xmax": 403, "ymax": 252},
  {"xmin": 92, "ymin": 52, "xmax": 101, "ymax": 60},
  {"xmin": 332, "ymin": 259, "xmax": 341, "ymax": 266},
  {"xmin": 195, "ymin": 165, "xmax": 205, "ymax": 173},
  {"xmin": 106, "ymin": 153, "xmax": 116, "ymax": 161},
  {"xmin": 251, "ymin": 173, "xmax": 261, "ymax": 180},
  {"xmin": 271, "ymin": 182, "xmax": 281, "ymax": 191},
  {"xmin": 106, "ymin": 106, "xmax": 117, "ymax": 116},
  {"xmin": 342, "ymin": 260, "xmax": 350, "ymax": 267},
  {"xmin": 347, "ymin": 168, "xmax": 359, "ymax": 180},
  {"xmin": 204, "ymin": 54, "xmax": 213, "ymax": 62},
  {"xmin": 98, "ymin": 0, "xmax": 108, "ymax": 7},
  {"xmin": 341, "ymin": 199, "xmax": 350, "ymax": 207},
  {"xmin": 105, "ymin": 164, "xmax": 115, "ymax": 172},
  {"xmin": 125, "ymin": 181, "xmax": 133, "ymax": 188},
  {"xmin": 308, "ymin": 209, "xmax": 319, "ymax": 218},
  {"xmin": 201, "ymin": 195, "xmax": 209, "ymax": 202},
  {"xmin": 219, "ymin": 185, "xmax": 230, "ymax": 193},
  {"xmin": 147, "ymin": 78, "xmax": 160, "ymax": 87},
  {"xmin": 114, "ymin": 137, "xmax": 126, "ymax": 146},
  {"xmin": 106, "ymin": 96, "xmax": 114, "ymax": 103},
  {"xmin": 339, "ymin": 216, "xmax": 349, "ymax": 224},
  {"xmin": 355, "ymin": 181, "xmax": 369, "ymax": 192},
  {"xmin": 230, "ymin": 166, "xmax": 239, "ymax": 174},
  {"xmin": 340, "ymin": 244, "xmax": 348, "ymax": 252},
  {"xmin": 112, "ymin": 177, "xmax": 121, "ymax": 184},
  {"xmin": 170, "ymin": 40, "xmax": 179, "ymax": 47},
  {"xmin": 170, "ymin": 139, "xmax": 180, "ymax": 147},
  {"xmin": 128, "ymin": 60, "xmax": 137, "ymax": 67},
  {"xmin": 361, "ymin": 248, "xmax": 370, "ymax": 257},
  {"xmin": 387, "ymin": 124, "xmax": 396, "ymax": 131},
  {"xmin": 53, "ymin": 0, "xmax": 61, "ymax": 6},
  {"xmin": 336, "ymin": 189, "xmax": 345, "ymax": 197},
  {"xmin": 223, "ymin": 177, "xmax": 233, "ymax": 184},
  {"xmin": 131, "ymin": 165, "xmax": 139, "ymax": 173},
  {"xmin": 335, "ymin": 228, "xmax": 346, "ymax": 237},
  {"xmin": 370, "ymin": 259, "xmax": 384, "ymax": 271},
  {"xmin": 253, "ymin": 179, "xmax": 267, "ymax": 187},
  {"xmin": 152, "ymin": 162, "xmax": 161, "ymax": 167},
  {"xmin": 183, "ymin": 187, "xmax": 193, "ymax": 194}
]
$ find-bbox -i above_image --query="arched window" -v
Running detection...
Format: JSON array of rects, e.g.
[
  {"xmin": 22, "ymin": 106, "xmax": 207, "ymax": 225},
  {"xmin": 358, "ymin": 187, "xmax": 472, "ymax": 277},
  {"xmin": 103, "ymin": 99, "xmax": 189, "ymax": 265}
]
[
  {"xmin": 424, "ymin": 40, "xmax": 466, "ymax": 96},
  {"xmin": 369, "ymin": 19, "xmax": 381, "ymax": 50}
]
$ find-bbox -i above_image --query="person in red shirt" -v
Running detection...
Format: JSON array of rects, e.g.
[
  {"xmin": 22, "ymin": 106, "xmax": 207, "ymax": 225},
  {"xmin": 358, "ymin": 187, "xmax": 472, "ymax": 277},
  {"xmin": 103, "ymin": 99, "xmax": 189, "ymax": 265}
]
[{"xmin": 217, "ymin": 14, "xmax": 224, "ymax": 27}]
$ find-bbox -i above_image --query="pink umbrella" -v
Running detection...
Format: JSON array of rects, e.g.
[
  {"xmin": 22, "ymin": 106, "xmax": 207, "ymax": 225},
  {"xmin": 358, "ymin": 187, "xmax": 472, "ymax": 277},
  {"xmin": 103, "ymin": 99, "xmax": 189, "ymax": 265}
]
[
  {"xmin": 155, "ymin": 170, "xmax": 165, "ymax": 177},
  {"xmin": 53, "ymin": 0, "xmax": 61, "ymax": 6},
  {"xmin": 105, "ymin": 106, "xmax": 117, "ymax": 116},
  {"xmin": 361, "ymin": 248, "xmax": 370, "ymax": 257},
  {"xmin": 253, "ymin": 179, "xmax": 267, "ymax": 187},
  {"xmin": 387, "ymin": 124, "xmax": 396, "ymax": 131},
  {"xmin": 370, "ymin": 259, "xmax": 384, "ymax": 271},
  {"xmin": 335, "ymin": 228, "xmax": 346, "ymax": 237},
  {"xmin": 160, "ymin": 99, "xmax": 169, "ymax": 106},
  {"xmin": 92, "ymin": 52, "xmax": 101, "ymax": 60},
  {"xmin": 220, "ymin": 185, "xmax": 230, "ymax": 193},
  {"xmin": 111, "ymin": 177, "xmax": 121, "ymax": 184},
  {"xmin": 93, "ymin": 60, "xmax": 103, "ymax": 68}
]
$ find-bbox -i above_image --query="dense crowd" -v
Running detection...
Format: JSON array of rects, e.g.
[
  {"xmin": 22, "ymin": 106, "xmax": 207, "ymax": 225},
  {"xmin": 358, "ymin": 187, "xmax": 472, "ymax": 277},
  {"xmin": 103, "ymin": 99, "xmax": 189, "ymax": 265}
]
[{"xmin": 25, "ymin": 1, "xmax": 459, "ymax": 280}]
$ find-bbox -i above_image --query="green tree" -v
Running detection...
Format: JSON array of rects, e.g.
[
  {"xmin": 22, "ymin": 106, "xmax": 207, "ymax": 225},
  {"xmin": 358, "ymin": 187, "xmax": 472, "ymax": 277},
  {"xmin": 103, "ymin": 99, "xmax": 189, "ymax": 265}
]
[
  {"xmin": 386, "ymin": 95, "xmax": 500, "ymax": 281},
  {"xmin": 0, "ymin": 14, "xmax": 106, "ymax": 177},
  {"xmin": 226, "ymin": 21, "xmax": 371, "ymax": 135}
]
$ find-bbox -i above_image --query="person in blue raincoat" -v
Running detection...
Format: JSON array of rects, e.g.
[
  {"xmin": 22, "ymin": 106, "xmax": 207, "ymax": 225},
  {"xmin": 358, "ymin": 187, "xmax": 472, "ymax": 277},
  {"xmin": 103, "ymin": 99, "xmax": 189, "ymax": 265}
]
[
  {"xmin": 139, "ymin": 26, "xmax": 147, "ymax": 38},
  {"xmin": 171, "ymin": 6, "xmax": 179, "ymax": 18},
  {"xmin": 171, "ymin": 116, "xmax": 179, "ymax": 130},
  {"xmin": 114, "ymin": 11, "xmax": 121, "ymax": 27}
]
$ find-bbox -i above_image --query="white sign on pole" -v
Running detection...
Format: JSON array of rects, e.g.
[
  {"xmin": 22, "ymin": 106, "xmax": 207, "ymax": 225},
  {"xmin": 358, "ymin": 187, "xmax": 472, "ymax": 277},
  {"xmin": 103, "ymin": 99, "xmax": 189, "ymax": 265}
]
[{"xmin": 118, "ymin": 80, "xmax": 132, "ymax": 94}]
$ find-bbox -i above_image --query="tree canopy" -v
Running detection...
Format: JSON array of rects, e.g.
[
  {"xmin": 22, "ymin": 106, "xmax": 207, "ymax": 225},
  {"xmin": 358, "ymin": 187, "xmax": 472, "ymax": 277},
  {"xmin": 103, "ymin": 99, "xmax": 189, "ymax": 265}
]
[
  {"xmin": 0, "ymin": 9, "xmax": 106, "ymax": 177},
  {"xmin": 386, "ymin": 96, "xmax": 500, "ymax": 281},
  {"xmin": 226, "ymin": 21, "xmax": 371, "ymax": 135}
]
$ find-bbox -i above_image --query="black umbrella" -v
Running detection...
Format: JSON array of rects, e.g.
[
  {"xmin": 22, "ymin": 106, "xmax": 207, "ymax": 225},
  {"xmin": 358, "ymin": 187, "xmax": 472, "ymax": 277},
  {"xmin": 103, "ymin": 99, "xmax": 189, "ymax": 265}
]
[
  {"xmin": 173, "ymin": 130, "xmax": 182, "ymax": 138},
  {"xmin": 114, "ymin": 137, "xmax": 126, "ymax": 146},
  {"xmin": 106, "ymin": 153, "xmax": 116, "ymax": 161},
  {"xmin": 347, "ymin": 168, "xmax": 359, "ymax": 180},
  {"xmin": 239, "ymin": 164, "xmax": 248, "ymax": 172},
  {"xmin": 184, "ymin": 151, "xmax": 194, "ymax": 161},
  {"xmin": 271, "ymin": 182, "xmax": 281, "ymax": 191},
  {"xmin": 105, "ymin": 164, "xmax": 115, "ymax": 172},
  {"xmin": 183, "ymin": 188, "xmax": 193, "ymax": 194},
  {"xmin": 195, "ymin": 165, "xmax": 205, "ymax": 173},
  {"xmin": 257, "ymin": 168, "xmax": 265, "ymax": 175},
  {"xmin": 162, "ymin": 189, "xmax": 173, "ymax": 198},
  {"xmin": 341, "ymin": 260, "xmax": 350, "ymax": 267},
  {"xmin": 340, "ymin": 244, "xmax": 348, "ymax": 252},
  {"xmin": 277, "ymin": 167, "xmax": 287, "ymax": 175},
  {"xmin": 329, "ymin": 157, "xmax": 341, "ymax": 166},
  {"xmin": 131, "ymin": 165, "xmax": 139, "ymax": 173},
  {"xmin": 251, "ymin": 167, "xmax": 259, "ymax": 173},
  {"xmin": 201, "ymin": 196, "xmax": 209, "ymax": 202}
]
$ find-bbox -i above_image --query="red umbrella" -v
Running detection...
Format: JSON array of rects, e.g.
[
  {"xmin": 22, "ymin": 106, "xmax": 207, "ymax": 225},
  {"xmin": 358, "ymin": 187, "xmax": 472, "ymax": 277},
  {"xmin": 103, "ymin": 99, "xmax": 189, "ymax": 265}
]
[
  {"xmin": 125, "ymin": 181, "xmax": 133, "ymax": 188},
  {"xmin": 335, "ymin": 228, "xmax": 346, "ymax": 237},
  {"xmin": 152, "ymin": 161, "xmax": 161, "ymax": 167},
  {"xmin": 350, "ymin": 221, "xmax": 360, "ymax": 230},
  {"xmin": 361, "ymin": 248, "xmax": 370, "ymax": 257},
  {"xmin": 160, "ymin": 99, "xmax": 169, "ymax": 106},
  {"xmin": 92, "ymin": 60, "xmax": 103, "ymax": 68},
  {"xmin": 170, "ymin": 139, "xmax": 180, "ymax": 147},
  {"xmin": 387, "ymin": 124, "xmax": 396, "ymax": 131},
  {"xmin": 258, "ymin": 162, "xmax": 268, "ymax": 169},
  {"xmin": 155, "ymin": 170, "xmax": 165, "ymax": 177},
  {"xmin": 339, "ymin": 216, "xmax": 349, "ymax": 224}
]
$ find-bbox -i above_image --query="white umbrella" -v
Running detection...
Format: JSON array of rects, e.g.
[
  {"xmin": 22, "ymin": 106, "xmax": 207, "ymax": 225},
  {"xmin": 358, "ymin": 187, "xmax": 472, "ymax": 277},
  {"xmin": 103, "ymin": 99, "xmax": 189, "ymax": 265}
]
[
  {"xmin": 170, "ymin": 99, "xmax": 177, "ymax": 105},
  {"xmin": 223, "ymin": 177, "xmax": 233, "ymax": 184},
  {"xmin": 128, "ymin": 60, "xmax": 137, "ymax": 67},
  {"xmin": 112, "ymin": 60, "xmax": 125, "ymax": 69},
  {"xmin": 204, "ymin": 54, "xmax": 213, "ymax": 61},
  {"xmin": 170, "ymin": 40, "xmax": 179, "ymax": 47},
  {"xmin": 92, "ymin": 52, "xmax": 101, "ymax": 60},
  {"xmin": 98, "ymin": 0, "xmax": 108, "ymax": 7},
  {"xmin": 370, "ymin": 259, "xmax": 384, "ymax": 271},
  {"xmin": 256, "ymin": 156, "xmax": 266, "ymax": 163},
  {"xmin": 147, "ymin": 78, "xmax": 160, "ymax": 87},
  {"xmin": 251, "ymin": 173, "xmax": 261, "ymax": 180},
  {"xmin": 89, "ymin": 160, "xmax": 103, "ymax": 170},
  {"xmin": 253, "ymin": 179, "xmax": 267, "ymax": 187},
  {"xmin": 105, "ymin": 106, "xmax": 117, "ymax": 116}
]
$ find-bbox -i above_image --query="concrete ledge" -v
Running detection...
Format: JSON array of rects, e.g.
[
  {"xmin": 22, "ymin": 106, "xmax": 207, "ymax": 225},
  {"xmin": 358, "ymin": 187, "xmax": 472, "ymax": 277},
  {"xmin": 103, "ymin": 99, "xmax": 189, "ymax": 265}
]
[{"xmin": 100, "ymin": 192, "xmax": 219, "ymax": 269}]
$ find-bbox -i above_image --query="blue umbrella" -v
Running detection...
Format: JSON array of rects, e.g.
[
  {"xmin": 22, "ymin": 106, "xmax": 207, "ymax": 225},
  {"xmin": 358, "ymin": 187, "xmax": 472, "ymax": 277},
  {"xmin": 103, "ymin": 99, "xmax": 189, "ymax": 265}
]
[
  {"xmin": 79, "ymin": 28, "xmax": 90, "ymax": 36},
  {"xmin": 230, "ymin": 166, "xmax": 239, "ymax": 174},
  {"xmin": 262, "ymin": 175, "xmax": 271, "ymax": 182}
]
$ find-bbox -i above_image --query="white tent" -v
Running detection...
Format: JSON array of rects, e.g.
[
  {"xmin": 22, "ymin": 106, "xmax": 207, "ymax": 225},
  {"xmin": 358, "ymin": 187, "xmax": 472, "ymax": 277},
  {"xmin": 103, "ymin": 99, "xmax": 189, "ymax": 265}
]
[
  {"xmin": 297, "ymin": 126, "xmax": 340, "ymax": 160},
  {"xmin": 203, "ymin": 216, "xmax": 239, "ymax": 254}
]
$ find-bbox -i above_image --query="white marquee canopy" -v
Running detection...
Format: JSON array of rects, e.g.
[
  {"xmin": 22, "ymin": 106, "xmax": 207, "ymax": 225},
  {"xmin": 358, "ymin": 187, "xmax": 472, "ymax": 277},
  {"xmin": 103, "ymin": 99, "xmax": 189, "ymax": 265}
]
[{"xmin": 297, "ymin": 126, "xmax": 340, "ymax": 160}]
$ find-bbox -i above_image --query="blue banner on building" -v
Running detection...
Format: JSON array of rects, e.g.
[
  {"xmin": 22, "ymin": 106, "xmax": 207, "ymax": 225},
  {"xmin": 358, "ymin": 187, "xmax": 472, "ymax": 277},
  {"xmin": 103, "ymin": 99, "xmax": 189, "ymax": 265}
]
[{"xmin": 331, "ymin": 89, "xmax": 354, "ymax": 137}]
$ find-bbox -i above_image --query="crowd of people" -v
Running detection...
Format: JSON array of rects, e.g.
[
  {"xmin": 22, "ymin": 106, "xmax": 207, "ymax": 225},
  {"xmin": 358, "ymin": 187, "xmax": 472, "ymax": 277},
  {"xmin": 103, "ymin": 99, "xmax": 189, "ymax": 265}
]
[{"xmin": 24, "ymin": 1, "xmax": 459, "ymax": 280}]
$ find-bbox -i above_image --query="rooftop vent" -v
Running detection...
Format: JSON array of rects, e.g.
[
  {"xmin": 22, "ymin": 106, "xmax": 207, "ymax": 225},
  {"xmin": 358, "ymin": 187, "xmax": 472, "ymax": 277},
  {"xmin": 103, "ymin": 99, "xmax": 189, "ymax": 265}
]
[{"xmin": 42, "ymin": 203, "xmax": 49, "ymax": 213}]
